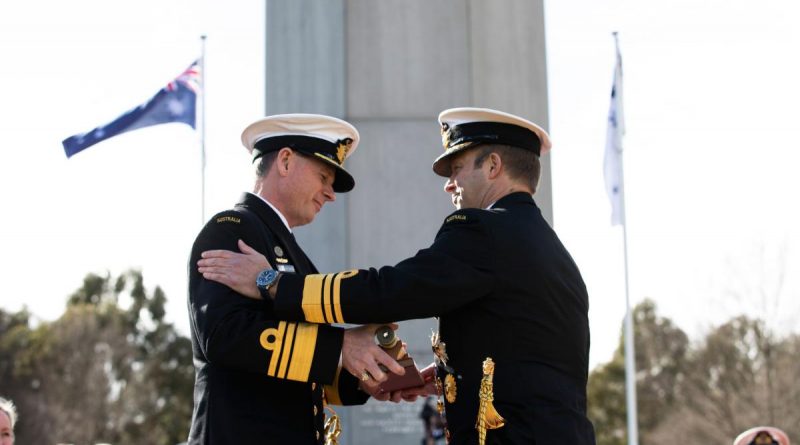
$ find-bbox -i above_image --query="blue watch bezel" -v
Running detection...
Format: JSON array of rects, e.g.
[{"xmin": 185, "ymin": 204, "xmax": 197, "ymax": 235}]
[{"xmin": 256, "ymin": 269, "xmax": 280, "ymax": 293}]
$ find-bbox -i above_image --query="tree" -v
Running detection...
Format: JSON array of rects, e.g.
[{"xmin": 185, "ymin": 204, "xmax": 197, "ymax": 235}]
[
  {"xmin": 649, "ymin": 244, "xmax": 800, "ymax": 442},
  {"xmin": 651, "ymin": 317, "xmax": 800, "ymax": 442},
  {"xmin": 630, "ymin": 299, "xmax": 689, "ymax": 439},
  {"xmin": 587, "ymin": 349, "xmax": 626, "ymax": 445},
  {"xmin": 589, "ymin": 300, "xmax": 799, "ymax": 444},
  {"xmin": 0, "ymin": 270, "xmax": 194, "ymax": 445},
  {"xmin": 587, "ymin": 299, "xmax": 689, "ymax": 445}
]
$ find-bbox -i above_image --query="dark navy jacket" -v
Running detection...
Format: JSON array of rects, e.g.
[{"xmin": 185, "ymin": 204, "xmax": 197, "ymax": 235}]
[{"xmin": 187, "ymin": 193, "xmax": 367, "ymax": 444}]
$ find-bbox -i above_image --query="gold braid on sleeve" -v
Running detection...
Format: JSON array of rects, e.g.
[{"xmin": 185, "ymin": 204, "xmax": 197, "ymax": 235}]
[{"xmin": 476, "ymin": 357, "xmax": 505, "ymax": 445}]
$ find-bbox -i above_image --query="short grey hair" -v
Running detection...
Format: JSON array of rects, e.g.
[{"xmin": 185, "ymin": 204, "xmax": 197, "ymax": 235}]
[
  {"xmin": 255, "ymin": 151, "xmax": 279, "ymax": 178},
  {"xmin": 0, "ymin": 397, "xmax": 16, "ymax": 429}
]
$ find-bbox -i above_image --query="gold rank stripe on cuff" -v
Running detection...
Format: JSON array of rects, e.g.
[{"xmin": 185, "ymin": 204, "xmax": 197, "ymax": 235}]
[
  {"xmin": 260, "ymin": 322, "xmax": 318, "ymax": 381},
  {"xmin": 323, "ymin": 367, "xmax": 343, "ymax": 406},
  {"xmin": 322, "ymin": 273, "xmax": 334, "ymax": 323},
  {"xmin": 301, "ymin": 270, "xmax": 358, "ymax": 324}
]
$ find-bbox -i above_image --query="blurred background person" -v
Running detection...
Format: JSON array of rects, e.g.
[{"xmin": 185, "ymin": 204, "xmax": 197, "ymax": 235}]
[
  {"xmin": 734, "ymin": 426, "xmax": 790, "ymax": 445},
  {"xmin": 419, "ymin": 397, "xmax": 445, "ymax": 445},
  {"xmin": 0, "ymin": 397, "xmax": 16, "ymax": 445}
]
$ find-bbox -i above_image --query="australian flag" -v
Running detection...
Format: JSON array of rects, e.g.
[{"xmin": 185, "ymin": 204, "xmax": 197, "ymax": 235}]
[{"xmin": 62, "ymin": 60, "xmax": 200, "ymax": 158}]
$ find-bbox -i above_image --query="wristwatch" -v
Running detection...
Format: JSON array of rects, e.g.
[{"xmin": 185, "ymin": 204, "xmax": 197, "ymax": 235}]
[{"xmin": 256, "ymin": 269, "xmax": 281, "ymax": 299}]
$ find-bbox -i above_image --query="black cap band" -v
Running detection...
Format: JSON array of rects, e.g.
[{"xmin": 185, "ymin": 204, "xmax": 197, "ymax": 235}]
[
  {"xmin": 444, "ymin": 122, "xmax": 541, "ymax": 155},
  {"xmin": 252, "ymin": 134, "xmax": 355, "ymax": 193},
  {"xmin": 253, "ymin": 135, "xmax": 342, "ymax": 163}
]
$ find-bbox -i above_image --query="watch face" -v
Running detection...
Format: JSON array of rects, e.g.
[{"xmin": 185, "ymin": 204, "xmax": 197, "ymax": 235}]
[{"xmin": 257, "ymin": 269, "xmax": 278, "ymax": 287}]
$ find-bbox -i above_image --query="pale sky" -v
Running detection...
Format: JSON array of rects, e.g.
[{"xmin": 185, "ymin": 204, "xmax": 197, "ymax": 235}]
[{"xmin": 1, "ymin": 0, "xmax": 799, "ymax": 370}]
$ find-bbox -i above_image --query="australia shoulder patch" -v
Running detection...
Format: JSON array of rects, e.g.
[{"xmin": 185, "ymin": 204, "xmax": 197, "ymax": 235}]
[
  {"xmin": 214, "ymin": 212, "xmax": 241, "ymax": 224},
  {"xmin": 443, "ymin": 208, "xmax": 485, "ymax": 226},
  {"xmin": 445, "ymin": 213, "xmax": 468, "ymax": 224}
]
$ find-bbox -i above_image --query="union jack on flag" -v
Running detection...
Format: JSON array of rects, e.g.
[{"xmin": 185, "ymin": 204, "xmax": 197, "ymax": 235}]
[
  {"xmin": 62, "ymin": 59, "xmax": 201, "ymax": 158},
  {"xmin": 168, "ymin": 60, "xmax": 201, "ymax": 94}
]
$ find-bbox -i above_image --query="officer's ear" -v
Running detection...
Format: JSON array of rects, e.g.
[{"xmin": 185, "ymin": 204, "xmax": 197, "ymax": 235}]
[
  {"xmin": 276, "ymin": 148, "xmax": 293, "ymax": 177},
  {"xmin": 487, "ymin": 152, "xmax": 503, "ymax": 180}
]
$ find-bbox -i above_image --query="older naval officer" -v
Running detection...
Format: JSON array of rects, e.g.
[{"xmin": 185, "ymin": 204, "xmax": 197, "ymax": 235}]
[{"xmin": 187, "ymin": 113, "xmax": 403, "ymax": 445}]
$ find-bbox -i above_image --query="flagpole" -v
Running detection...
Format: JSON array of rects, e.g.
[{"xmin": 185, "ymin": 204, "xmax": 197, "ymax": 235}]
[
  {"xmin": 200, "ymin": 34, "xmax": 207, "ymax": 224},
  {"xmin": 612, "ymin": 31, "xmax": 639, "ymax": 445},
  {"xmin": 621, "ymin": 142, "xmax": 639, "ymax": 445}
]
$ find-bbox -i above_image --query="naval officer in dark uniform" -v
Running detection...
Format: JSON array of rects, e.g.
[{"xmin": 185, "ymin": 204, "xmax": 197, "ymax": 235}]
[
  {"xmin": 198, "ymin": 108, "xmax": 597, "ymax": 444},
  {"xmin": 187, "ymin": 114, "xmax": 402, "ymax": 445}
]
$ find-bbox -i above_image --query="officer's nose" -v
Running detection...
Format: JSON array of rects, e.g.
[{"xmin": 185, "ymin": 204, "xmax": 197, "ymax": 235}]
[
  {"xmin": 444, "ymin": 177, "xmax": 456, "ymax": 194},
  {"xmin": 323, "ymin": 186, "xmax": 336, "ymax": 202}
]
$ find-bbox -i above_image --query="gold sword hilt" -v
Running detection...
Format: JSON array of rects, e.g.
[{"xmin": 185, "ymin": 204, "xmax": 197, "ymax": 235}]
[{"xmin": 476, "ymin": 357, "xmax": 505, "ymax": 445}]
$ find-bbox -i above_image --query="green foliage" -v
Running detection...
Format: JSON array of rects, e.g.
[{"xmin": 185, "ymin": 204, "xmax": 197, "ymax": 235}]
[
  {"xmin": 587, "ymin": 352, "xmax": 626, "ymax": 445},
  {"xmin": 630, "ymin": 300, "xmax": 689, "ymax": 438},
  {"xmin": 588, "ymin": 299, "xmax": 799, "ymax": 444},
  {"xmin": 0, "ymin": 270, "xmax": 193, "ymax": 445}
]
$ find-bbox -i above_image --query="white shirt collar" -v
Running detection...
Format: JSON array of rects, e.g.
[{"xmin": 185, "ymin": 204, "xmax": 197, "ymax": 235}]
[{"xmin": 248, "ymin": 192, "xmax": 292, "ymax": 233}]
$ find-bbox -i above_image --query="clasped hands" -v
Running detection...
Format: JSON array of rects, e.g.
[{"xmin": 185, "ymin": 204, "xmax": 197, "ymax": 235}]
[
  {"xmin": 341, "ymin": 324, "xmax": 437, "ymax": 402},
  {"xmin": 197, "ymin": 239, "xmax": 437, "ymax": 402}
]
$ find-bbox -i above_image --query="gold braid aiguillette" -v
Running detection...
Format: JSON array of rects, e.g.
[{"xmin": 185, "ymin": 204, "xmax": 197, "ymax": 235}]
[
  {"xmin": 431, "ymin": 330, "xmax": 449, "ymax": 366},
  {"xmin": 323, "ymin": 406, "xmax": 341, "ymax": 445},
  {"xmin": 476, "ymin": 357, "xmax": 505, "ymax": 445},
  {"xmin": 431, "ymin": 330, "xmax": 449, "ymax": 414},
  {"xmin": 434, "ymin": 377, "xmax": 445, "ymax": 414},
  {"xmin": 444, "ymin": 373, "xmax": 457, "ymax": 403}
]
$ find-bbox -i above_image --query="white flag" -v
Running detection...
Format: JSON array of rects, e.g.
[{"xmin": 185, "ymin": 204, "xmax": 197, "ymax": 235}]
[{"xmin": 604, "ymin": 36, "xmax": 625, "ymax": 226}]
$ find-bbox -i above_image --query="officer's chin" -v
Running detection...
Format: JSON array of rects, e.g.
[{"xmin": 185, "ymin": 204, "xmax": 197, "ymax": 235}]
[{"xmin": 295, "ymin": 212, "xmax": 317, "ymax": 228}]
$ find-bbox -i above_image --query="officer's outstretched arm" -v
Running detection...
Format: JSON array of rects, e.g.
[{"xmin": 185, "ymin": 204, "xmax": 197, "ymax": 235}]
[{"xmin": 274, "ymin": 209, "xmax": 496, "ymax": 324}]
